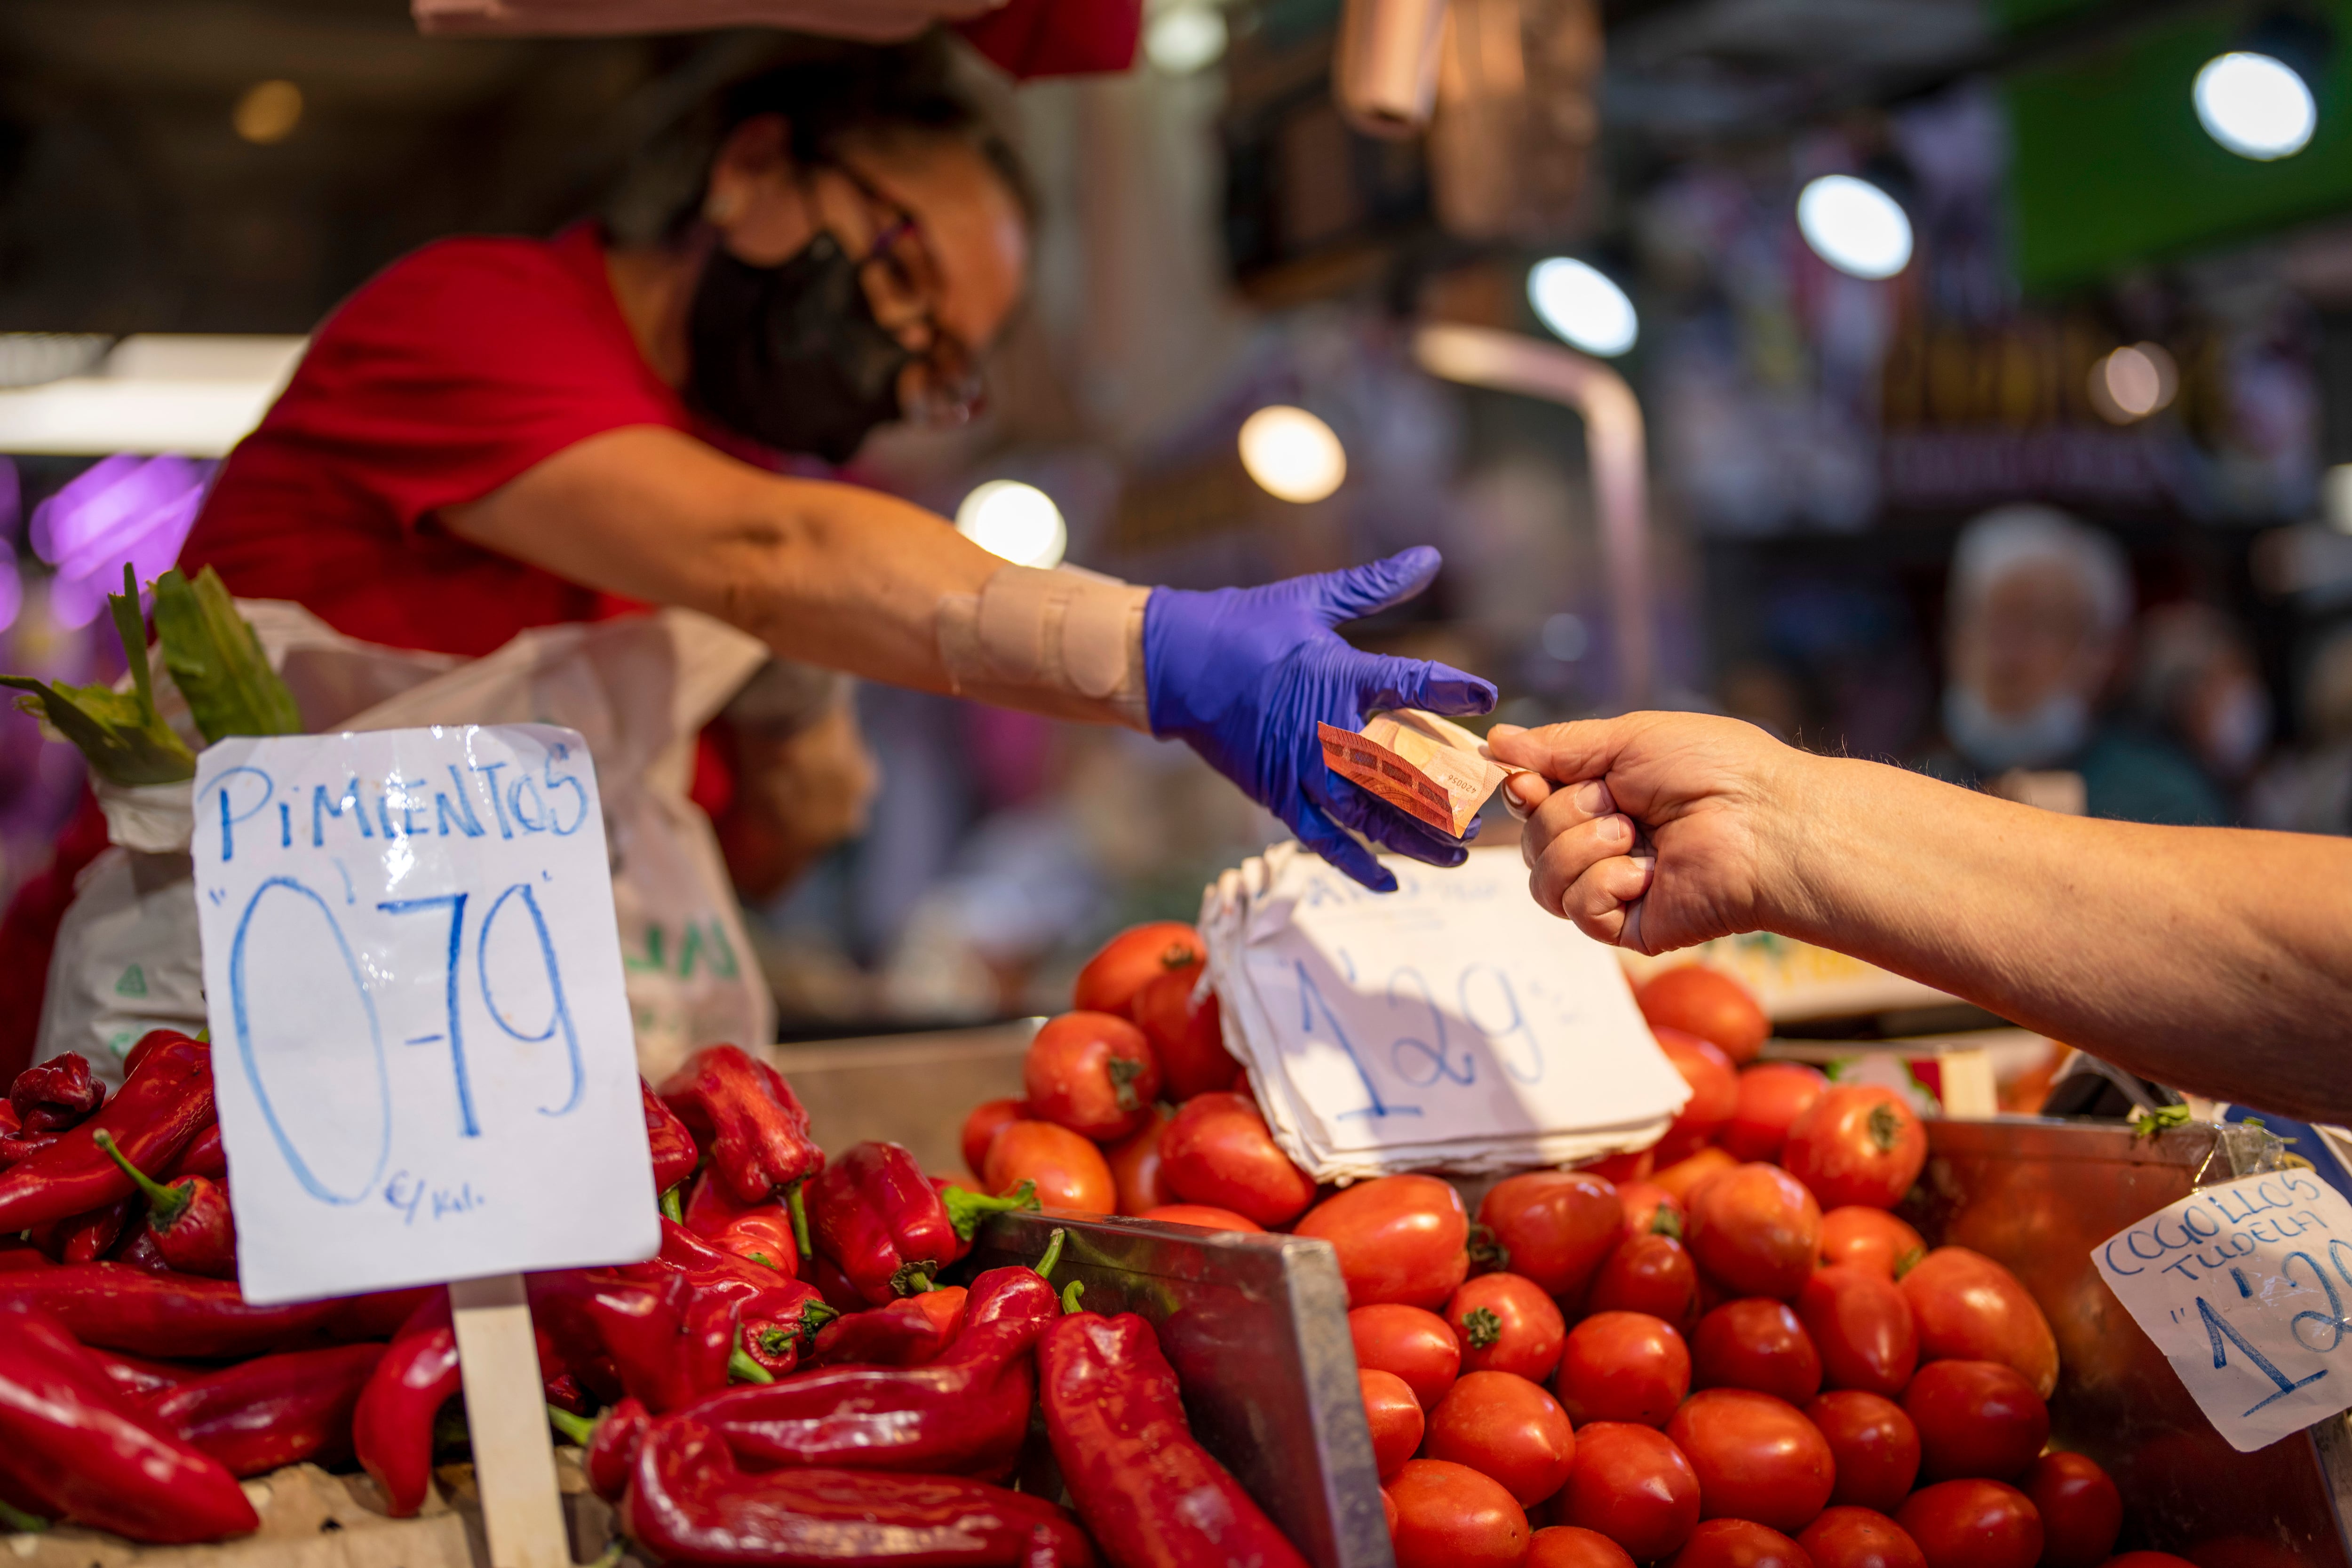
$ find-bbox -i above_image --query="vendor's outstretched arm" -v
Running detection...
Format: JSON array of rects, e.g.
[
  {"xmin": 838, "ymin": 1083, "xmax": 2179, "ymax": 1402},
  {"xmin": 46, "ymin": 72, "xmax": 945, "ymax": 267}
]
[
  {"xmin": 443, "ymin": 425, "xmax": 1496, "ymax": 890},
  {"xmin": 1487, "ymin": 713, "xmax": 2352, "ymax": 1124}
]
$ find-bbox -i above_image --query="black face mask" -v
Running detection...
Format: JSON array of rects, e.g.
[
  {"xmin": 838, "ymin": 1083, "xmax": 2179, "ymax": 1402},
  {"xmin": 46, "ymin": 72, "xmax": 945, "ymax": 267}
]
[{"xmin": 685, "ymin": 231, "xmax": 912, "ymax": 465}]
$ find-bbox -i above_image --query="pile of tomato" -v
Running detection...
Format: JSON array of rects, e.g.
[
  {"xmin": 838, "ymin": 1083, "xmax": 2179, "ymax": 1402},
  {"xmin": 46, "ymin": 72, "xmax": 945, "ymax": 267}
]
[{"xmin": 959, "ymin": 929, "xmax": 2188, "ymax": 1568}]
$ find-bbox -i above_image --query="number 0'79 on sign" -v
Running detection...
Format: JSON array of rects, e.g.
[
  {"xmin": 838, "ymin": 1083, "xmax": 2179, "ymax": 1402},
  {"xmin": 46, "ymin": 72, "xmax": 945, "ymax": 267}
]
[{"xmin": 191, "ymin": 724, "xmax": 656, "ymax": 1307}]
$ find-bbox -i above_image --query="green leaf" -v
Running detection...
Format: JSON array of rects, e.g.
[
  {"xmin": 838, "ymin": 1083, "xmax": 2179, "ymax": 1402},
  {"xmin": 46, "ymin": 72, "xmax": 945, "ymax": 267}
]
[
  {"xmin": 150, "ymin": 565, "xmax": 300, "ymax": 743},
  {"xmin": 0, "ymin": 674, "xmax": 195, "ymax": 785}
]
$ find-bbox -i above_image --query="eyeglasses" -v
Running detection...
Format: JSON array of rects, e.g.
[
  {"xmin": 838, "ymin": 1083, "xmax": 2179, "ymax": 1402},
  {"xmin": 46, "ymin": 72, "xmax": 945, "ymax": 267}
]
[{"xmin": 829, "ymin": 161, "xmax": 987, "ymax": 428}]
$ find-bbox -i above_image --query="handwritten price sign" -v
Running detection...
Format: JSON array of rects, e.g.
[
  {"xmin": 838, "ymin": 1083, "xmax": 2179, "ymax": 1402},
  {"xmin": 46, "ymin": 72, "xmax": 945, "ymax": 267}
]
[
  {"xmin": 2093, "ymin": 1170, "xmax": 2352, "ymax": 1451},
  {"xmin": 193, "ymin": 725, "xmax": 655, "ymax": 1305}
]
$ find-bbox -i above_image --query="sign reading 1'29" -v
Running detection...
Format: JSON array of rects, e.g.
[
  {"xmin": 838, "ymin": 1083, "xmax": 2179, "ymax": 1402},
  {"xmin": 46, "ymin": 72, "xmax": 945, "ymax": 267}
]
[{"xmin": 191, "ymin": 724, "xmax": 655, "ymax": 1306}]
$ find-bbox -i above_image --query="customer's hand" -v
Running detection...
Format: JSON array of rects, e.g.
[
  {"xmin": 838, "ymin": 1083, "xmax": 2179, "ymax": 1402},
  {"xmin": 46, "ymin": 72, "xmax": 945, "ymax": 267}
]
[{"xmin": 1486, "ymin": 713, "xmax": 1807, "ymax": 954}]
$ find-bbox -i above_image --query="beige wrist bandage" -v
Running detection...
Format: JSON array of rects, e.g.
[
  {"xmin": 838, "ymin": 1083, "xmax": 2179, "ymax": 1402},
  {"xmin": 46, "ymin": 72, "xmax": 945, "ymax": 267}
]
[{"xmin": 937, "ymin": 565, "xmax": 1153, "ymax": 732}]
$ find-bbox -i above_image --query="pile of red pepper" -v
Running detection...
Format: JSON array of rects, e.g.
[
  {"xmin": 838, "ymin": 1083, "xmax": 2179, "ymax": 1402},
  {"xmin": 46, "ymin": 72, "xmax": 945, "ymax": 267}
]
[{"xmin": 0, "ymin": 1036, "xmax": 1312, "ymax": 1568}]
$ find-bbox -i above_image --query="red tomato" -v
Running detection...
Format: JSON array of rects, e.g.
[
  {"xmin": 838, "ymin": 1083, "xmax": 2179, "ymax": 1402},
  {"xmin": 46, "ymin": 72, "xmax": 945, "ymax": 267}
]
[
  {"xmin": 1129, "ymin": 967, "xmax": 1241, "ymax": 1099},
  {"xmin": 1781, "ymin": 1086, "xmax": 1927, "ymax": 1211},
  {"xmin": 1427, "ymin": 1369, "xmax": 1579, "ymax": 1506},
  {"xmin": 1104, "ymin": 1103, "xmax": 1175, "ymax": 1216},
  {"xmin": 1686, "ymin": 1163, "xmax": 1823, "ymax": 1300},
  {"xmin": 960, "ymin": 1097, "xmax": 1028, "ymax": 1178},
  {"xmin": 1897, "ymin": 1248, "xmax": 2060, "ymax": 1399},
  {"xmin": 1350, "ymin": 1303, "xmax": 1463, "ymax": 1411},
  {"xmin": 1817, "ymin": 1208, "xmax": 1926, "ymax": 1279},
  {"xmin": 1665, "ymin": 1388, "xmax": 1835, "ymax": 1535},
  {"xmin": 1479, "ymin": 1171, "xmax": 1624, "ymax": 1300},
  {"xmin": 1158, "ymin": 1092, "xmax": 1316, "ymax": 1226},
  {"xmin": 1586, "ymin": 1148, "xmax": 1656, "ymax": 1185},
  {"xmin": 1556, "ymin": 1421, "xmax": 1702, "ymax": 1562},
  {"xmin": 1360, "ymin": 1367, "xmax": 1425, "ymax": 1479},
  {"xmin": 1137, "ymin": 1202, "xmax": 1263, "ymax": 1232},
  {"xmin": 1893, "ymin": 1479, "xmax": 2042, "ymax": 1568},
  {"xmin": 1796, "ymin": 1507, "xmax": 1927, "ymax": 1568},
  {"xmin": 1655, "ymin": 1028, "xmax": 1740, "ymax": 1164},
  {"xmin": 1636, "ymin": 965, "xmax": 1770, "ymax": 1066},
  {"xmin": 1585, "ymin": 1234, "xmax": 1701, "ymax": 1332},
  {"xmin": 1796, "ymin": 1264, "xmax": 1917, "ymax": 1396},
  {"xmin": 1448, "ymin": 1272, "xmax": 1568, "ymax": 1381},
  {"xmin": 1387, "ymin": 1457, "xmax": 1532, "ymax": 1568},
  {"xmin": 1382, "ymin": 1486, "xmax": 1399, "ymax": 1538},
  {"xmin": 1654, "ymin": 1147, "xmax": 1740, "ymax": 1205},
  {"xmin": 981, "ymin": 1120, "xmax": 1115, "ymax": 1213},
  {"xmin": 1073, "ymin": 921, "xmax": 1205, "ymax": 1016},
  {"xmin": 1529, "ymin": 1524, "xmax": 1638, "ymax": 1568},
  {"xmin": 1666, "ymin": 1518, "xmax": 1814, "ymax": 1568},
  {"xmin": 1555, "ymin": 1311, "xmax": 1691, "ymax": 1428},
  {"xmin": 1298, "ymin": 1175, "xmax": 1470, "ymax": 1310},
  {"xmin": 1721, "ymin": 1063, "xmax": 1830, "ymax": 1163},
  {"xmin": 1692, "ymin": 1298, "xmax": 1823, "ymax": 1404},
  {"xmin": 1804, "ymin": 1392, "xmax": 1919, "ymax": 1513},
  {"xmin": 1903, "ymin": 1360, "xmax": 2049, "ymax": 1482},
  {"xmin": 1023, "ymin": 1011, "xmax": 1162, "ymax": 1142},
  {"xmin": 1619, "ymin": 1180, "xmax": 1687, "ymax": 1243},
  {"xmin": 2022, "ymin": 1452, "xmax": 2120, "ymax": 1568}
]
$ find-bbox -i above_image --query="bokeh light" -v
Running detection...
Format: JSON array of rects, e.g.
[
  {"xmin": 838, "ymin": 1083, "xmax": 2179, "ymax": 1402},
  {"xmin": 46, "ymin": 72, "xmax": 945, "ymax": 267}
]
[
  {"xmin": 1146, "ymin": 5, "xmax": 1227, "ymax": 74},
  {"xmin": 2193, "ymin": 52, "xmax": 2315, "ymax": 161},
  {"xmin": 1239, "ymin": 406, "xmax": 1347, "ymax": 502},
  {"xmin": 1527, "ymin": 259, "xmax": 1638, "ymax": 357},
  {"xmin": 233, "ymin": 80, "xmax": 304, "ymax": 146},
  {"xmin": 954, "ymin": 480, "xmax": 1068, "ymax": 569},
  {"xmin": 1796, "ymin": 175, "xmax": 1914, "ymax": 280}
]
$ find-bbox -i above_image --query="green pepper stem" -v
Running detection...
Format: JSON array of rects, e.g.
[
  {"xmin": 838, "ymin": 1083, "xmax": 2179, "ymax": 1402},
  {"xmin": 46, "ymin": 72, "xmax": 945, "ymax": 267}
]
[
  {"xmin": 942, "ymin": 1179, "xmax": 1040, "ymax": 1242},
  {"xmin": 92, "ymin": 1130, "xmax": 191, "ymax": 1228},
  {"xmin": 0, "ymin": 1499, "xmax": 48, "ymax": 1534},
  {"xmin": 1060, "ymin": 1279, "xmax": 1086, "ymax": 1315},
  {"xmin": 729, "ymin": 1327, "xmax": 775, "ymax": 1385},
  {"xmin": 659, "ymin": 1186, "xmax": 683, "ymax": 1224},
  {"xmin": 546, "ymin": 1404, "xmax": 598, "ymax": 1447},
  {"xmin": 1034, "ymin": 1226, "xmax": 1067, "ymax": 1282},
  {"xmin": 787, "ymin": 1181, "xmax": 812, "ymax": 1259}
]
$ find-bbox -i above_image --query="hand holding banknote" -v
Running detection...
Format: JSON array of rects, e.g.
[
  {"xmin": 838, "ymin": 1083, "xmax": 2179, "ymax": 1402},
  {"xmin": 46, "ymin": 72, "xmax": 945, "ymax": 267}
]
[{"xmin": 1144, "ymin": 548, "xmax": 1497, "ymax": 891}]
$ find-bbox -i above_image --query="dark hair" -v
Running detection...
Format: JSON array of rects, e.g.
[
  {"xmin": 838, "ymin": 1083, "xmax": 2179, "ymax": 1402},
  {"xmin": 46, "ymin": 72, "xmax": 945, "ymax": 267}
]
[{"xmin": 601, "ymin": 32, "xmax": 1036, "ymax": 247}]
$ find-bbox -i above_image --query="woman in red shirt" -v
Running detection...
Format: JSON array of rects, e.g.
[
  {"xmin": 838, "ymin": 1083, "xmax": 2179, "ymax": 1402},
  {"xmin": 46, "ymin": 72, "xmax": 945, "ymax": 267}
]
[{"xmin": 178, "ymin": 36, "xmax": 1491, "ymax": 891}]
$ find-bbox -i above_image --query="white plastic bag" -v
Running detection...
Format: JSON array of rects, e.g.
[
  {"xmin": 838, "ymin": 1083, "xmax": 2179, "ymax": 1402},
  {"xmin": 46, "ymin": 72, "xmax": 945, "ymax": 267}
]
[{"xmin": 39, "ymin": 601, "xmax": 772, "ymax": 1085}]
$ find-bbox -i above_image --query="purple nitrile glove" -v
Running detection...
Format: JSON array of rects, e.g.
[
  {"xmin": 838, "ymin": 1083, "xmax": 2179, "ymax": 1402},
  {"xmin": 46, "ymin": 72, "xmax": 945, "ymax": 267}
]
[{"xmin": 1143, "ymin": 547, "xmax": 1498, "ymax": 891}]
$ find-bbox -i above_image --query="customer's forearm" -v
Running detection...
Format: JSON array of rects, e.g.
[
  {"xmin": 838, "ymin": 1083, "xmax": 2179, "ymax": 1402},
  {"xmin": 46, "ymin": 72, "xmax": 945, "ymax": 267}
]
[{"xmin": 1768, "ymin": 755, "xmax": 2352, "ymax": 1122}]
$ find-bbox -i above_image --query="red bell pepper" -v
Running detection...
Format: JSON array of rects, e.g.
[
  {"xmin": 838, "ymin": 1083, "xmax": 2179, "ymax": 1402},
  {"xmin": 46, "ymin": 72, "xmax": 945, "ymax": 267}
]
[
  {"xmin": 658, "ymin": 1046, "xmax": 823, "ymax": 1215},
  {"xmin": 0, "ymin": 1263, "xmax": 417, "ymax": 1358},
  {"xmin": 353, "ymin": 1293, "xmax": 459, "ymax": 1517},
  {"xmin": 691, "ymin": 1265, "xmax": 1058, "ymax": 1480},
  {"xmin": 806, "ymin": 1142, "xmax": 1036, "ymax": 1306},
  {"xmin": 0, "ymin": 1302, "xmax": 260, "ymax": 1544},
  {"xmin": 1040, "ymin": 1310, "xmax": 1307, "ymax": 1568},
  {"xmin": 109, "ymin": 1226, "xmax": 173, "ymax": 1272},
  {"xmin": 143, "ymin": 1343, "xmax": 386, "ymax": 1478},
  {"xmin": 0, "ymin": 1130, "xmax": 59, "ymax": 1171},
  {"xmin": 0, "ymin": 1098, "xmax": 14, "ymax": 1134},
  {"xmin": 527, "ymin": 1268, "xmax": 740, "ymax": 1415},
  {"xmin": 644, "ymin": 1078, "xmax": 700, "ymax": 1211},
  {"xmin": 683, "ymin": 1165, "xmax": 801, "ymax": 1275},
  {"xmin": 807, "ymin": 1286, "xmax": 969, "ymax": 1368},
  {"xmin": 621, "ymin": 1416, "xmax": 1095, "ymax": 1568},
  {"xmin": 9, "ymin": 1052, "xmax": 104, "ymax": 1130},
  {"xmin": 0, "ymin": 1033, "xmax": 214, "ymax": 1233},
  {"xmin": 580, "ymin": 1396, "xmax": 650, "ymax": 1503},
  {"xmin": 84, "ymin": 1343, "xmax": 192, "ymax": 1400},
  {"xmin": 167, "ymin": 1123, "xmax": 228, "ymax": 1182},
  {"xmin": 95, "ymin": 1129, "xmax": 238, "ymax": 1277}
]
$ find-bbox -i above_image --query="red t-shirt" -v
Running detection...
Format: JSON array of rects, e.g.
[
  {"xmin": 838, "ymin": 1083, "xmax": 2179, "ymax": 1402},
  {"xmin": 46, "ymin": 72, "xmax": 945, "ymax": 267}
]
[{"xmin": 182, "ymin": 224, "xmax": 696, "ymax": 658}]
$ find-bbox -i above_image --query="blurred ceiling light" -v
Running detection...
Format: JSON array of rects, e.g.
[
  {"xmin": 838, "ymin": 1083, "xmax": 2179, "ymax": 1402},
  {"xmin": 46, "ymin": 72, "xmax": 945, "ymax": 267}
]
[
  {"xmin": 1526, "ymin": 258, "xmax": 1637, "ymax": 357},
  {"xmin": 233, "ymin": 80, "xmax": 304, "ymax": 145},
  {"xmin": 1146, "ymin": 4, "xmax": 1227, "ymax": 73},
  {"xmin": 0, "ymin": 335, "xmax": 307, "ymax": 456},
  {"xmin": 2194, "ymin": 51, "xmax": 2316, "ymax": 160},
  {"xmin": 2089, "ymin": 342, "xmax": 2178, "ymax": 424},
  {"xmin": 1796, "ymin": 174, "xmax": 1914, "ymax": 280},
  {"xmin": 954, "ymin": 479, "xmax": 1067, "ymax": 568},
  {"xmin": 1238, "ymin": 406, "xmax": 1347, "ymax": 502}
]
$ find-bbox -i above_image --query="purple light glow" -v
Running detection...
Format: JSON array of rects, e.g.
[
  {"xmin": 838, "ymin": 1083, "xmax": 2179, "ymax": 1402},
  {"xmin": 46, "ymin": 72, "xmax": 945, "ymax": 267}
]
[{"xmin": 30, "ymin": 454, "xmax": 213, "ymax": 629}]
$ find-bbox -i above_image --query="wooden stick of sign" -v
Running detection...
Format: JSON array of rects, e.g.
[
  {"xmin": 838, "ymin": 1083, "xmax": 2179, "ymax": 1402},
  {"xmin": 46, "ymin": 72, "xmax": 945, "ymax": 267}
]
[{"xmin": 449, "ymin": 1274, "xmax": 574, "ymax": 1568}]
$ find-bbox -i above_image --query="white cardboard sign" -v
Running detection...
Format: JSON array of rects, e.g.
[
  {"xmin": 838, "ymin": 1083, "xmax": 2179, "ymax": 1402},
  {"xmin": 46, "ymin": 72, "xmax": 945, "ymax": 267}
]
[
  {"xmin": 192, "ymin": 725, "xmax": 657, "ymax": 1305},
  {"xmin": 2092, "ymin": 1170, "xmax": 2352, "ymax": 1452}
]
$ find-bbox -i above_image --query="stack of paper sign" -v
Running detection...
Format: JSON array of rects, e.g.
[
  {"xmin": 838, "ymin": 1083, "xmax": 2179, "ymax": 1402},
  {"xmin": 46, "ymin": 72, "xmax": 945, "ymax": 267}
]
[{"xmin": 1198, "ymin": 843, "xmax": 1689, "ymax": 1184}]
